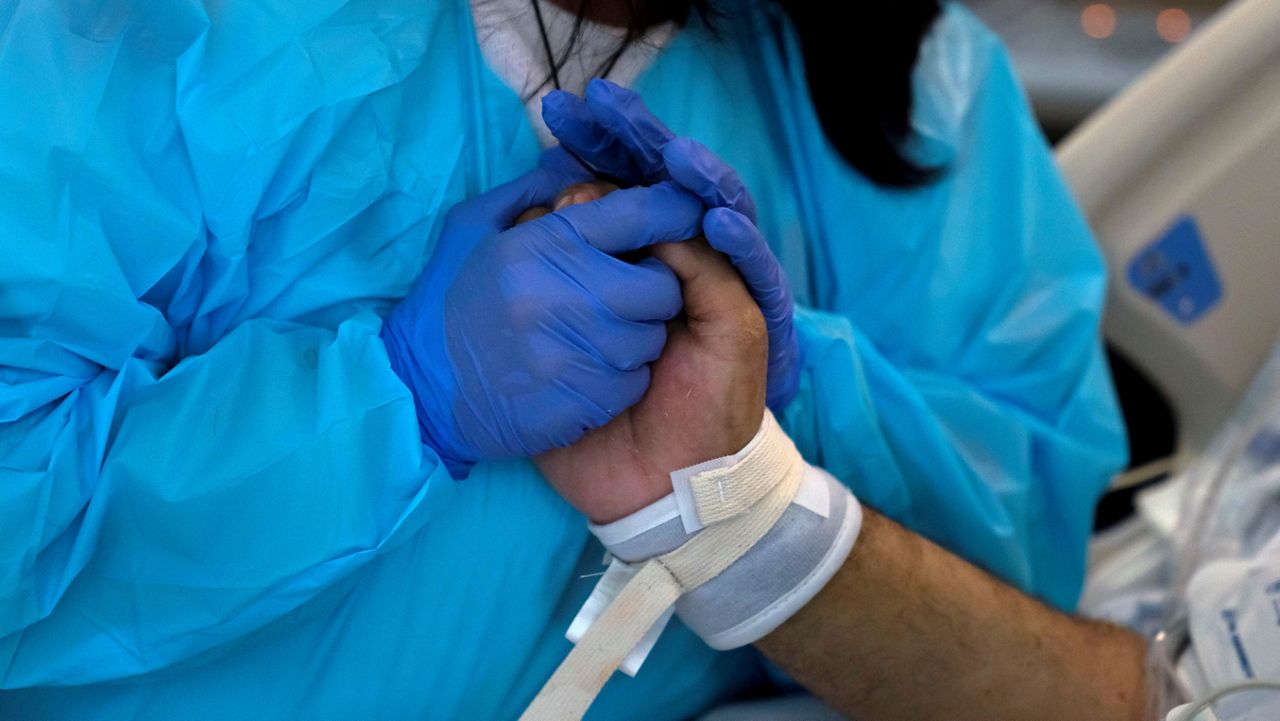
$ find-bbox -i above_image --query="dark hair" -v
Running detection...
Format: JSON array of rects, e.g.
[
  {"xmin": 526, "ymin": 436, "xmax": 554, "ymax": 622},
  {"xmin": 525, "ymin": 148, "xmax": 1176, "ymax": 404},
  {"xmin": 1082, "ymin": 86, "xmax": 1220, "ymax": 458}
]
[{"xmin": 530, "ymin": 0, "xmax": 943, "ymax": 188}]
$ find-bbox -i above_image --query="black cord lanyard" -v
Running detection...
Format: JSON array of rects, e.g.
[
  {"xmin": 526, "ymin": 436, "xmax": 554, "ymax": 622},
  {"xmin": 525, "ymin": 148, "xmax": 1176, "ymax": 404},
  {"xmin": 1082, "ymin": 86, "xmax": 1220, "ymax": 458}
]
[
  {"xmin": 527, "ymin": 0, "xmax": 631, "ymax": 186},
  {"xmin": 530, "ymin": 0, "xmax": 563, "ymax": 90}
]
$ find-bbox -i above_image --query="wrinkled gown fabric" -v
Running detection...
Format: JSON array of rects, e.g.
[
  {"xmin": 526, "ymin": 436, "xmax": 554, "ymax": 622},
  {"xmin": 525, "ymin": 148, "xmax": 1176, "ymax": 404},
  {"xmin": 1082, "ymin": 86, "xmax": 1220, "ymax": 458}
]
[{"xmin": 0, "ymin": 1, "xmax": 1126, "ymax": 718}]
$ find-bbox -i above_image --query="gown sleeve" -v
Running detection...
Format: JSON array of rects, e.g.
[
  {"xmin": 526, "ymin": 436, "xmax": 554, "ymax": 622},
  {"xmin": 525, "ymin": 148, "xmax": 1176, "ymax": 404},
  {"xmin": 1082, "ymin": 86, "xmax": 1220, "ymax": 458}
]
[{"xmin": 0, "ymin": 0, "xmax": 461, "ymax": 687}]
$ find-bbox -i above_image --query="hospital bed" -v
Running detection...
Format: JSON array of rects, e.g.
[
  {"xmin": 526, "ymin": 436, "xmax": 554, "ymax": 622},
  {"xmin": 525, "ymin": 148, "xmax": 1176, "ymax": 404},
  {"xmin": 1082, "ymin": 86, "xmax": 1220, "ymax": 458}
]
[
  {"xmin": 1059, "ymin": 0, "xmax": 1280, "ymax": 715},
  {"xmin": 1057, "ymin": 0, "xmax": 1280, "ymax": 470}
]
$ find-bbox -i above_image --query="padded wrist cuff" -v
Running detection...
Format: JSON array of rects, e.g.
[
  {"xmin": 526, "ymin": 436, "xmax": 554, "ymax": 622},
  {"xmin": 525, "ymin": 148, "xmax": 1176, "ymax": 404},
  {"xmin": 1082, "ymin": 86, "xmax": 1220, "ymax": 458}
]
[
  {"xmin": 522, "ymin": 411, "xmax": 861, "ymax": 721},
  {"xmin": 592, "ymin": 462, "xmax": 860, "ymax": 650}
]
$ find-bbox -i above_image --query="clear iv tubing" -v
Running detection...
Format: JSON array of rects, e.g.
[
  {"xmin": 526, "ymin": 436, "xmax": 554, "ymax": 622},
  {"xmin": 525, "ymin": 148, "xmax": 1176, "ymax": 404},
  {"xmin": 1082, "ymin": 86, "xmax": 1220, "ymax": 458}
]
[{"xmin": 1172, "ymin": 680, "xmax": 1280, "ymax": 721}]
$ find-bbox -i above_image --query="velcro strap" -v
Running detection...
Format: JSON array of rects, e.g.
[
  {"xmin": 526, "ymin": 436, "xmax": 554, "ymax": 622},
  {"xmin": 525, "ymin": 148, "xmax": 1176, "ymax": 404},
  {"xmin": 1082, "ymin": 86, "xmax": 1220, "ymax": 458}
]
[
  {"xmin": 658, "ymin": 451, "xmax": 802, "ymax": 591},
  {"xmin": 687, "ymin": 411, "xmax": 796, "ymax": 526}
]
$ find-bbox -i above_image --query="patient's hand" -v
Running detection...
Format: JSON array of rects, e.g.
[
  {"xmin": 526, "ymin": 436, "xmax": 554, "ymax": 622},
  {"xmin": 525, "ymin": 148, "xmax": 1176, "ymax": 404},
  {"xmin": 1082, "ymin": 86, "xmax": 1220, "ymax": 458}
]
[{"xmin": 519, "ymin": 182, "xmax": 767, "ymax": 523}]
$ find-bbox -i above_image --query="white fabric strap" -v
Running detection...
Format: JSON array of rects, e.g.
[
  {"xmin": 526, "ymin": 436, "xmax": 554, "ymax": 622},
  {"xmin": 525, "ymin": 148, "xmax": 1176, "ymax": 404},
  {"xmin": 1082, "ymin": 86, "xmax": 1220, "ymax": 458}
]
[
  {"xmin": 521, "ymin": 561, "xmax": 682, "ymax": 721},
  {"xmin": 521, "ymin": 410, "xmax": 803, "ymax": 721},
  {"xmin": 685, "ymin": 411, "xmax": 794, "ymax": 527},
  {"xmin": 667, "ymin": 418, "xmax": 773, "ymax": 533},
  {"xmin": 564, "ymin": 557, "xmax": 675, "ymax": 676}
]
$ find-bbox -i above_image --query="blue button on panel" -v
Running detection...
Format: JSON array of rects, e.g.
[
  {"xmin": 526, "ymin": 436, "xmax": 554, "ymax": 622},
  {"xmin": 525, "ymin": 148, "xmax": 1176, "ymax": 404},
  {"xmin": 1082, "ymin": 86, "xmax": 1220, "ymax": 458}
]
[{"xmin": 1127, "ymin": 215, "xmax": 1223, "ymax": 325}]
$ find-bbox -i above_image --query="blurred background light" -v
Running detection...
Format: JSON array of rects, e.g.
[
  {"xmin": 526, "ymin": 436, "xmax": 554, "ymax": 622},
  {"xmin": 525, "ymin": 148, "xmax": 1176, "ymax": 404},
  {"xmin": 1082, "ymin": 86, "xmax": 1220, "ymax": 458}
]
[
  {"xmin": 1156, "ymin": 8, "xmax": 1193, "ymax": 42},
  {"xmin": 963, "ymin": 0, "xmax": 1223, "ymax": 140},
  {"xmin": 1082, "ymin": 3, "xmax": 1118, "ymax": 39}
]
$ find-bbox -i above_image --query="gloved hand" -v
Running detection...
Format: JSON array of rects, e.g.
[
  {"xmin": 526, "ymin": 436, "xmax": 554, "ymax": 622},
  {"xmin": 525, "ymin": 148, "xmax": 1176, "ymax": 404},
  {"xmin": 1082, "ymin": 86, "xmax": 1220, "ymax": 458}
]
[
  {"xmin": 542, "ymin": 79, "xmax": 801, "ymax": 411},
  {"xmin": 381, "ymin": 147, "xmax": 707, "ymax": 476},
  {"xmin": 525, "ymin": 183, "xmax": 859, "ymax": 720},
  {"xmin": 535, "ymin": 184, "xmax": 769, "ymax": 522}
]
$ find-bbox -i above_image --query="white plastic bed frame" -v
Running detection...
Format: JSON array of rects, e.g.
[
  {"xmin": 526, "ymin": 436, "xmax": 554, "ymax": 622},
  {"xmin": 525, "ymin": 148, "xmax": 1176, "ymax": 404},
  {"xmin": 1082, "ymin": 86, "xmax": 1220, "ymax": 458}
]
[{"xmin": 1056, "ymin": 0, "xmax": 1280, "ymax": 482}]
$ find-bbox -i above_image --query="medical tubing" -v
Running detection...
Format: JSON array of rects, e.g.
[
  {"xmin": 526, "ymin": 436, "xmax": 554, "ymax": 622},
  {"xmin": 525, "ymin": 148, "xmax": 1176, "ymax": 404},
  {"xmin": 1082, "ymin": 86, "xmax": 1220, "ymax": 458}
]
[{"xmin": 1173, "ymin": 680, "xmax": 1280, "ymax": 721}]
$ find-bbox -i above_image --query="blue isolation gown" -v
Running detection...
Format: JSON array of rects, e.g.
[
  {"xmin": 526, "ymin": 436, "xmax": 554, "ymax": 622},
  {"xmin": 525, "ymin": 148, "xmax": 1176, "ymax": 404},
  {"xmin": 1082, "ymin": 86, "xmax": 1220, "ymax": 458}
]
[{"xmin": 0, "ymin": 0, "xmax": 1126, "ymax": 718}]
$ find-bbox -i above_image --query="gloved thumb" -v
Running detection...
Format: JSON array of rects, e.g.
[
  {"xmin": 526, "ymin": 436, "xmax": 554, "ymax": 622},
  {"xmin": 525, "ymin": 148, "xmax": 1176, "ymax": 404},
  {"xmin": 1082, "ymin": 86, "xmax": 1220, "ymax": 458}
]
[{"xmin": 460, "ymin": 146, "xmax": 594, "ymax": 233}]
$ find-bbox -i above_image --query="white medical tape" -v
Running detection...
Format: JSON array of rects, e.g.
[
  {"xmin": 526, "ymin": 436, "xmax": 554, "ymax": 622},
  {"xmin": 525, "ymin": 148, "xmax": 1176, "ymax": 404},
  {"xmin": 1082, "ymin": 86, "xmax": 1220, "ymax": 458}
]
[
  {"xmin": 521, "ymin": 410, "xmax": 803, "ymax": 721},
  {"xmin": 792, "ymin": 463, "xmax": 831, "ymax": 519}
]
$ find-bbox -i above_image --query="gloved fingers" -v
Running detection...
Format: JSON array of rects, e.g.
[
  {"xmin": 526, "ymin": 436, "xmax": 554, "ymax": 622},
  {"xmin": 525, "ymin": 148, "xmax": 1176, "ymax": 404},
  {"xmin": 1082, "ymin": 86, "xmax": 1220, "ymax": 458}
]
[
  {"xmin": 512, "ymin": 243, "xmax": 678, "ymax": 360},
  {"xmin": 542, "ymin": 90, "xmax": 646, "ymax": 184},
  {"xmin": 703, "ymin": 207, "xmax": 800, "ymax": 410},
  {"xmin": 564, "ymin": 81, "xmax": 760, "ymax": 221},
  {"xmin": 533, "ymin": 230, "xmax": 681, "ymax": 320},
  {"xmin": 663, "ymin": 137, "xmax": 758, "ymax": 223},
  {"xmin": 573, "ymin": 254, "xmax": 683, "ymax": 322},
  {"xmin": 533, "ymin": 363, "xmax": 652, "ymax": 449},
  {"xmin": 702, "ymin": 207, "xmax": 792, "ymax": 323},
  {"xmin": 549, "ymin": 181, "xmax": 704, "ymax": 255},
  {"xmin": 583, "ymin": 78, "xmax": 675, "ymax": 182},
  {"xmin": 521, "ymin": 288, "xmax": 667, "ymax": 372},
  {"xmin": 563, "ymin": 362, "xmax": 652, "ymax": 421},
  {"xmin": 568, "ymin": 312, "xmax": 669, "ymax": 372},
  {"xmin": 461, "ymin": 146, "xmax": 595, "ymax": 232}
]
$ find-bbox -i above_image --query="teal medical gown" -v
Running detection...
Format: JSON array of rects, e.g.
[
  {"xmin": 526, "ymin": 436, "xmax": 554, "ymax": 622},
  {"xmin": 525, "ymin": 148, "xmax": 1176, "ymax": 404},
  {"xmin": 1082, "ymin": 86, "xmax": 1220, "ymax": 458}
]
[{"xmin": 0, "ymin": 0, "xmax": 1126, "ymax": 718}]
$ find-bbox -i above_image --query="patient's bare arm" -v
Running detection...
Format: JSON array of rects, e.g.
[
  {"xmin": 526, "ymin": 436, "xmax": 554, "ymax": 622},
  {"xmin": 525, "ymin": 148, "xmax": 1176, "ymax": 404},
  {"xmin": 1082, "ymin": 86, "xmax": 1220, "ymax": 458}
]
[
  {"xmin": 523, "ymin": 182, "xmax": 1147, "ymax": 721},
  {"xmin": 757, "ymin": 508, "xmax": 1149, "ymax": 721}
]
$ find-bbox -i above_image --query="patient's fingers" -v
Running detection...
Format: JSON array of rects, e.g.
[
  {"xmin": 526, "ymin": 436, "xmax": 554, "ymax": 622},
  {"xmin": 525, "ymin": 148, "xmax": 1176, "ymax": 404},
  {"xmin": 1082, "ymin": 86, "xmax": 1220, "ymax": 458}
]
[
  {"xmin": 650, "ymin": 240, "xmax": 756, "ymax": 328},
  {"xmin": 516, "ymin": 206, "xmax": 551, "ymax": 224},
  {"xmin": 516, "ymin": 181, "xmax": 621, "ymax": 225},
  {"xmin": 553, "ymin": 181, "xmax": 620, "ymax": 210}
]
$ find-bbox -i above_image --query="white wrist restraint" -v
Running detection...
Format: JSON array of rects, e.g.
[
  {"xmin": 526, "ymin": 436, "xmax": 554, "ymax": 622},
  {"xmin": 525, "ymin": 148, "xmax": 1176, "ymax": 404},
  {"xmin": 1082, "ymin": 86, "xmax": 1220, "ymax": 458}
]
[{"xmin": 521, "ymin": 411, "xmax": 835, "ymax": 721}]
